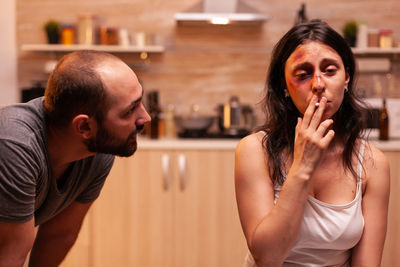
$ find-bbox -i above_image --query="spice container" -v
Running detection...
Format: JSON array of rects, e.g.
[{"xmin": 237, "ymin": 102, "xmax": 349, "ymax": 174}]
[
  {"xmin": 356, "ymin": 23, "xmax": 368, "ymax": 49},
  {"xmin": 77, "ymin": 14, "xmax": 94, "ymax": 45},
  {"xmin": 99, "ymin": 27, "xmax": 118, "ymax": 45},
  {"xmin": 379, "ymin": 29, "xmax": 393, "ymax": 48},
  {"xmin": 61, "ymin": 24, "xmax": 75, "ymax": 45},
  {"xmin": 367, "ymin": 29, "xmax": 379, "ymax": 47}
]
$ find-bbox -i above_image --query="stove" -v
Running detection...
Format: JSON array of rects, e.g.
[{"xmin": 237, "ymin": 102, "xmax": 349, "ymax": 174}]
[{"xmin": 178, "ymin": 129, "xmax": 249, "ymax": 139}]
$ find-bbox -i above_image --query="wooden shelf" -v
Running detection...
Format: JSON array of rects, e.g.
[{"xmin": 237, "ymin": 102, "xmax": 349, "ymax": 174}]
[
  {"xmin": 352, "ymin": 47, "xmax": 400, "ymax": 56},
  {"xmin": 20, "ymin": 44, "xmax": 165, "ymax": 53}
]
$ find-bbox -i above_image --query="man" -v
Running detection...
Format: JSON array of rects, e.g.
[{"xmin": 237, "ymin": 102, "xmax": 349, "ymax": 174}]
[{"xmin": 0, "ymin": 50, "xmax": 151, "ymax": 266}]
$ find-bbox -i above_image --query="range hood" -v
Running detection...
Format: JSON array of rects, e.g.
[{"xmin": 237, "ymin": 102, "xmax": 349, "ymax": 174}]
[{"xmin": 174, "ymin": 0, "xmax": 269, "ymax": 25}]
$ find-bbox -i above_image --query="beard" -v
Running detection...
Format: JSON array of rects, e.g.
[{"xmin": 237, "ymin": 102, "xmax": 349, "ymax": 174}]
[{"xmin": 85, "ymin": 123, "xmax": 143, "ymax": 157}]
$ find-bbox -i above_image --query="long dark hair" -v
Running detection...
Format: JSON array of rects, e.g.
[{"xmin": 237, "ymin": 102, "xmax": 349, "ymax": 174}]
[{"xmin": 259, "ymin": 20, "xmax": 366, "ymax": 185}]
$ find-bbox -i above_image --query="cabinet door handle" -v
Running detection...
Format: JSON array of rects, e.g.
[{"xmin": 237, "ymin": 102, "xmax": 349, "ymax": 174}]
[
  {"xmin": 161, "ymin": 154, "xmax": 171, "ymax": 191},
  {"xmin": 178, "ymin": 154, "xmax": 187, "ymax": 191}
]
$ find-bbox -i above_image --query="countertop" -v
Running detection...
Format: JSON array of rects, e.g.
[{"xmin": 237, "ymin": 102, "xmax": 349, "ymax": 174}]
[{"xmin": 137, "ymin": 137, "xmax": 400, "ymax": 152}]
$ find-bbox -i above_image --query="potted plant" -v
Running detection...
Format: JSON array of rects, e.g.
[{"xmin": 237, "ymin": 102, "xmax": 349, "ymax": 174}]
[
  {"xmin": 342, "ymin": 21, "xmax": 358, "ymax": 47},
  {"xmin": 44, "ymin": 20, "xmax": 60, "ymax": 44}
]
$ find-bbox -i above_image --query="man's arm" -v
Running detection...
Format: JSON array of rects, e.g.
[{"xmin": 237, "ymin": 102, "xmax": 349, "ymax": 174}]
[
  {"xmin": 28, "ymin": 201, "xmax": 92, "ymax": 267},
  {"xmin": 0, "ymin": 219, "xmax": 35, "ymax": 267}
]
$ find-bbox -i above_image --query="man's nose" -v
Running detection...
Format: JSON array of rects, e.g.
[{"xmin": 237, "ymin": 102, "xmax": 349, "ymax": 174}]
[
  {"xmin": 142, "ymin": 105, "xmax": 151, "ymax": 123},
  {"xmin": 312, "ymin": 74, "xmax": 325, "ymax": 93}
]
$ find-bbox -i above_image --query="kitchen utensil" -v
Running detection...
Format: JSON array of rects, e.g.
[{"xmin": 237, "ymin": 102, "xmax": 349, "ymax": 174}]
[
  {"xmin": 175, "ymin": 116, "xmax": 214, "ymax": 131},
  {"xmin": 217, "ymin": 96, "xmax": 255, "ymax": 136}
]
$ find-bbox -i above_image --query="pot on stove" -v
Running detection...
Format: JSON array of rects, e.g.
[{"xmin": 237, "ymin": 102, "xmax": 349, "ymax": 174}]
[{"xmin": 217, "ymin": 96, "xmax": 255, "ymax": 136}]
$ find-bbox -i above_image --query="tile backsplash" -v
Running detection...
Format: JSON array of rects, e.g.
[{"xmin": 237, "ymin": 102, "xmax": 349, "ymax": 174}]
[{"xmin": 17, "ymin": 0, "xmax": 400, "ymax": 123}]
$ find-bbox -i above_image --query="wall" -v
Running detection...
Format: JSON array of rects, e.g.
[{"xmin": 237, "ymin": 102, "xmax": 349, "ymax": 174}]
[
  {"xmin": 16, "ymin": 0, "xmax": 400, "ymax": 120},
  {"xmin": 0, "ymin": 0, "xmax": 17, "ymax": 104}
]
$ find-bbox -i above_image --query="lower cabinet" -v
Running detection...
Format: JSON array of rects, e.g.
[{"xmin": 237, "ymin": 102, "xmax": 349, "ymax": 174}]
[
  {"xmin": 88, "ymin": 148, "xmax": 248, "ymax": 267},
  {"xmin": 59, "ymin": 148, "xmax": 400, "ymax": 267}
]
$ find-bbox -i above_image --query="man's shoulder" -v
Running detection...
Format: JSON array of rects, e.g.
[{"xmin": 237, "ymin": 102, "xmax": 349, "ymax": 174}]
[{"xmin": 0, "ymin": 97, "xmax": 46, "ymax": 146}]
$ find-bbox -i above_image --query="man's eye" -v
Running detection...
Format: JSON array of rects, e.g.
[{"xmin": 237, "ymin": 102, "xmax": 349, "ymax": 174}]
[{"xmin": 127, "ymin": 105, "xmax": 137, "ymax": 115}]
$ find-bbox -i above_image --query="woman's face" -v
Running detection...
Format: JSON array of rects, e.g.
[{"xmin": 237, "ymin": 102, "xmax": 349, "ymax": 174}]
[{"xmin": 284, "ymin": 41, "xmax": 349, "ymax": 121}]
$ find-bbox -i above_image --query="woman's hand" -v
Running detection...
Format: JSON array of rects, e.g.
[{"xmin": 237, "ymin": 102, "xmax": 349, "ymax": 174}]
[{"xmin": 291, "ymin": 95, "xmax": 335, "ymax": 177}]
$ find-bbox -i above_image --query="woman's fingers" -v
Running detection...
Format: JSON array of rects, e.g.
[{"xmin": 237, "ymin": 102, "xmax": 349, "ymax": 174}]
[
  {"xmin": 320, "ymin": 129, "xmax": 335, "ymax": 147},
  {"xmin": 301, "ymin": 95, "xmax": 318, "ymax": 128},
  {"xmin": 308, "ymin": 97, "xmax": 327, "ymax": 130},
  {"xmin": 315, "ymin": 119, "xmax": 335, "ymax": 147}
]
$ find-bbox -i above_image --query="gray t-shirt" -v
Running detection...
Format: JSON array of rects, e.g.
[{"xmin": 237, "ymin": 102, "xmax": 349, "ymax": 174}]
[{"xmin": 0, "ymin": 97, "xmax": 115, "ymax": 225}]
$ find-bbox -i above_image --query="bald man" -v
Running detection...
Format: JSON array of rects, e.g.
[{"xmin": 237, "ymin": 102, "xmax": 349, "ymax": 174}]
[{"xmin": 0, "ymin": 51, "xmax": 151, "ymax": 266}]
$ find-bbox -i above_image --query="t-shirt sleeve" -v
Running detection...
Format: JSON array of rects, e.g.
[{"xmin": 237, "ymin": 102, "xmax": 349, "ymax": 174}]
[
  {"xmin": 0, "ymin": 139, "xmax": 38, "ymax": 223},
  {"xmin": 75, "ymin": 154, "xmax": 115, "ymax": 203}
]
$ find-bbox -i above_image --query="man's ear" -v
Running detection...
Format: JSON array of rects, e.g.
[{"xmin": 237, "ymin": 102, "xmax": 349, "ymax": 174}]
[{"xmin": 71, "ymin": 115, "xmax": 97, "ymax": 139}]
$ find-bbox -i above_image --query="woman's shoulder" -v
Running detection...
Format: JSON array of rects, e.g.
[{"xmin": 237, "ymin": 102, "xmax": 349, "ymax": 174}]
[
  {"xmin": 362, "ymin": 140, "xmax": 390, "ymax": 183},
  {"xmin": 236, "ymin": 131, "xmax": 266, "ymax": 153},
  {"xmin": 363, "ymin": 140, "xmax": 388, "ymax": 166}
]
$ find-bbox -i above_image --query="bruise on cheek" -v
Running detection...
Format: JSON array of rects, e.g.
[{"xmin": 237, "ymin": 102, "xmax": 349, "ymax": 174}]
[
  {"xmin": 286, "ymin": 75, "xmax": 305, "ymax": 91},
  {"xmin": 286, "ymin": 51, "xmax": 308, "ymax": 89}
]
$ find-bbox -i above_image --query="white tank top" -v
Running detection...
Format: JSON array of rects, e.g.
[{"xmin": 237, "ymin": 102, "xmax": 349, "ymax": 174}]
[{"xmin": 244, "ymin": 140, "xmax": 365, "ymax": 267}]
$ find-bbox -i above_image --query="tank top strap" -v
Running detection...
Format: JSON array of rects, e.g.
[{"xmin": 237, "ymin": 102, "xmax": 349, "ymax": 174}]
[{"xmin": 357, "ymin": 139, "xmax": 366, "ymax": 185}]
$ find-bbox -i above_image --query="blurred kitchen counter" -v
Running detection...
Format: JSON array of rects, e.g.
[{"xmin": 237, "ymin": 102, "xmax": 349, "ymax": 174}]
[
  {"xmin": 137, "ymin": 137, "xmax": 400, "ymax": 151},
  {"xmin": 137, "ymin": 137, "xmax": 240, "ymax": 150}
]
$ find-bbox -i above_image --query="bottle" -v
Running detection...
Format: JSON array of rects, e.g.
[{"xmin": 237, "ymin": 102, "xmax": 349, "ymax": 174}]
[
  {"xmin": 379, "ymin": 98, "xmax": 389, "ymax": 140},
  {"xmin": 147, "ymin": 91, "xmax": 161, "ymax": 139},
  {"xmin": 77, "ymin": 14, "xmax": 94, "ymax": 45},
  {"xmin": 164, "ymin": 99, "xmax": 176, "ymax": 139},
  {"xmin": 295, "ymin": 3, "xmax": 308, "ymax": 25}
]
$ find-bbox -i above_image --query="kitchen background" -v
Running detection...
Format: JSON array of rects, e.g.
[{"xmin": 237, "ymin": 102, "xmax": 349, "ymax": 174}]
[
  {"xmin": 14, "ymin": 0, "xmax": 400, "ymax": 128},
  {"xmin": 1, "ymin": 1, "xmax": 400, "ymax": 266}
]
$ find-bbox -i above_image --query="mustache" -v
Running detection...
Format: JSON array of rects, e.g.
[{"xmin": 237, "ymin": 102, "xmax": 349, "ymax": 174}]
[
  {"xmin": 136, "ymin": 124, "xmax": 144, "ymax": 132},
  {"xmin": 128, "ymin": 124, "xmax": 145, "ymax": 139}
]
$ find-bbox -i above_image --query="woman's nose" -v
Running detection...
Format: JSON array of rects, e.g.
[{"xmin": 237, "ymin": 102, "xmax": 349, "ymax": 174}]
[{"xmin": 312, "ymin": 74, "xmax": 325, "ymax": 93}]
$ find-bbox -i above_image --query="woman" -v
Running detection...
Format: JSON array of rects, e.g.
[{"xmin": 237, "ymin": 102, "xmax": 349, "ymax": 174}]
[{"xmin": 235, "ymin": 20, "xmax": 390, "ymax": 266}]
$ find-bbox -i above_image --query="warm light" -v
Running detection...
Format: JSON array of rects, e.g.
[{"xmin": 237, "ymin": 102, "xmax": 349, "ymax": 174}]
[
  {"xmin": 140, "ymin": 52, "xmax": 148, "ymax": 60},
  {"xmin": 210, "ymin": 17, "xmax": 230, "ymax": 25}
]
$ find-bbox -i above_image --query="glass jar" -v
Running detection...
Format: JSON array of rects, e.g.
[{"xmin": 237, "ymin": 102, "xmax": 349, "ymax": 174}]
[
  {"xmin": 77, "ymin": 14, "xmax": 94, "ymax": 45},
  {"xmin": 379, "ymin": 29, "xmax": 393, "ymax": 48},
  {"xmin": 367, "ymin": 29, "xmax": 379, "ymax": 47},
  {"xmin": 61, "ymin": 24, "xmax": 75, "ymax": 45}
]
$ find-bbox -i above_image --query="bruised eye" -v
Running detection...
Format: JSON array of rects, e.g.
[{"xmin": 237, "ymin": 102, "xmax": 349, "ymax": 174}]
[{"xmin": 295, "ymin": 70, "xmax": 311, "ymax": 80}]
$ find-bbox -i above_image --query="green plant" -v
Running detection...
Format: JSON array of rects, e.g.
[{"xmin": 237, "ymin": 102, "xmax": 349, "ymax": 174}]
[
  {"xmin": 44, "ymin": 20, "xmax": 60, "ymax": 44},
  {"xmin": 342, "ymin": 21, "xmax": 358, "ymax": 47}
]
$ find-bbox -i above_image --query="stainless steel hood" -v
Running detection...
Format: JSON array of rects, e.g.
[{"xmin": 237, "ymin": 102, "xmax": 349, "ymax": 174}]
[{"xmin": 174, "ymin": 0, "xmax": 269, "ymax": 25}]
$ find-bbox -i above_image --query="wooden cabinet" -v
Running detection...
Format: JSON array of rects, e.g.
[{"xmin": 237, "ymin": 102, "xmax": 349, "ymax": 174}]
[
  {"xmin": 59, "ymin": 217, "xmax": 92, "ymax": 267},
  {"xmin": 88, "ymin": 148, "xmax": 247, "ymax": 267},
  {"xmin": 381, "ymin": 151, "xmax": 400, "ymax": 267},
  {"xmin": 58, "ymin": 142, "xmax": 400, "ymax": 267}
]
